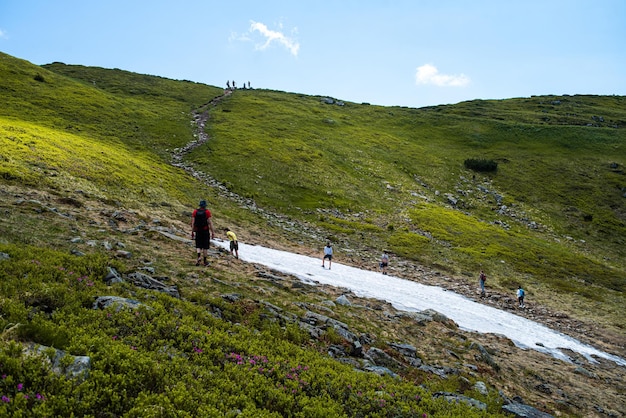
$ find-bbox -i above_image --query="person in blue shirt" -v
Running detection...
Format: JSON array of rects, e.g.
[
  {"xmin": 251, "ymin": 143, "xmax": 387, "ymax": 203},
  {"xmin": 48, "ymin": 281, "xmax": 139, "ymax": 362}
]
[{"xmin": 517, "ymin": 286, "xmax": 526, "ymax": 308}]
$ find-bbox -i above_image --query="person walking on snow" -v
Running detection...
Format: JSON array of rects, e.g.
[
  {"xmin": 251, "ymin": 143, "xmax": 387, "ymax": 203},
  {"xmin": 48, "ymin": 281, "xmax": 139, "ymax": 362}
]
[
  {"xmin": 479, "ymin": 270, "xmax": 487, "ymax": 298},
  {"xmin": 191, "ymin": 200, "xmax": 215, "ymax": 266},
  {"xmin": 322, "ymin": 242, "xmax": 333, "ymax": 269},
  {"xmin": 517, "ymin": 285, "xmax": 526, "ymax": 308},
  {"xmin": 225, "ymin": 227, "xmax": 239, "ymax": 259},
  {"xmin": 380, "ymin": 251, "xmax": 389, "ymax": 275}
]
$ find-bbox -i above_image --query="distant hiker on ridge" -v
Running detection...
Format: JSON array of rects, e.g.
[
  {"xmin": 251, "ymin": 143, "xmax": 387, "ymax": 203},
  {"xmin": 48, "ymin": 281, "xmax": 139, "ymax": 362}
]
[
  {"xmin": 479, "ymin": 270, "xmax": 487, "ymax": 298},
  {"xmin": 191, "ymin": 200, "xmax": 215, "ymax": 266},
  {"xmin": 226, "ymin": 80, "xmax": 230, "ymax": 90},
  {"xmin": 322, "ymin": 241, "xmax": 333, "ymax": 269}
]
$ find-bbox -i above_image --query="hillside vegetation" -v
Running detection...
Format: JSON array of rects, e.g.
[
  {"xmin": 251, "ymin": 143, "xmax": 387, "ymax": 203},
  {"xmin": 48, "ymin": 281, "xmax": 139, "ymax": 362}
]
[{"xmin": 0, "ymin": 51, "xmax": 625, "ymax": 417}]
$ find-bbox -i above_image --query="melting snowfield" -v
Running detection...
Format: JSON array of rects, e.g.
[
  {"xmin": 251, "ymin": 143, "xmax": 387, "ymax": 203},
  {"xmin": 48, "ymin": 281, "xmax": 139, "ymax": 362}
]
[{"xmin": 214, "ymin": 240, "xmax": 626, "ymax": 367}]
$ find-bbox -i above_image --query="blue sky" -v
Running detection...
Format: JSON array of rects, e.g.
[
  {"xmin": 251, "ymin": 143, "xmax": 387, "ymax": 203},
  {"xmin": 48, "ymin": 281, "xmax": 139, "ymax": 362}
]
[{"xmin": 1, "ymin": 0, "xmax": 624, "ymax": 108}]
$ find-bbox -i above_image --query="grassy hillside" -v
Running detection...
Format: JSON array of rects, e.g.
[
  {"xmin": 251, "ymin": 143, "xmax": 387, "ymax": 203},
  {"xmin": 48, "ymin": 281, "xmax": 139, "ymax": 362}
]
[
  {"xmin": 1, "ymin": 51, "xmax": 625, "ymax": 417},
  {"xmin": 193, "ymin": 88, "xmax": 626, "ymax": 328}
]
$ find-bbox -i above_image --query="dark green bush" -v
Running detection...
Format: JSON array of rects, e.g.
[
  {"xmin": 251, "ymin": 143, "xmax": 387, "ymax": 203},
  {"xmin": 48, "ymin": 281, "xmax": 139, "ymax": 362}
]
[{"xmin": 464, "ymin": 158, "xmax": 498, "ymax": 172}]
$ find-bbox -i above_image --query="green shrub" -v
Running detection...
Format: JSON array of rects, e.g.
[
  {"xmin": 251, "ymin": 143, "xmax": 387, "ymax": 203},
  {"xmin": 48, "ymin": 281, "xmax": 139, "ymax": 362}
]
[{"xmin": 464, "ymin": 158, "xmax": 498, "ymax": 172}]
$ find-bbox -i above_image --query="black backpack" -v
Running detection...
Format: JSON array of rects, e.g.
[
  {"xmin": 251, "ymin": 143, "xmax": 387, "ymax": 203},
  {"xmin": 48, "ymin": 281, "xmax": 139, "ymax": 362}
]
[{"xmin": 194, "ymin": 209, "xmax": 208, "ymax": 231}]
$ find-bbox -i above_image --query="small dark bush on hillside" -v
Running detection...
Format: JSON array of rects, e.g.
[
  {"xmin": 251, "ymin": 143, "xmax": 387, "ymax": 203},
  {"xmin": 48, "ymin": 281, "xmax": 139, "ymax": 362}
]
[
  {"xmin": 34, "ymin": 74, "xmax": 46, "ymax": 82},
  {"xmin": 464, "ymin": 158, "xmax": 498, "ymax": 172}
]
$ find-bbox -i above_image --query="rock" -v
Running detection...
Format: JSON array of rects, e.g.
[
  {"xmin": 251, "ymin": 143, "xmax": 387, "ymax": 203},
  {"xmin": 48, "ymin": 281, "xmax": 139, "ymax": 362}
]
[
  {"xmin": 336, "ymin": 294, "xmax": 352, "ymax": 306},
  {"xmin": 474, "ymin": 381, "xmax": 488, "ymax": 395},
  {"xmin": 222, "ymin": 293, "xmax": 241, "ymax": 303},
  {"xmin": 574, "ymin": 366, "xmax": 597, "ymax": 378},
  {"xmin": 0, "ymin": 252, "xmax": 10, "ymax": 261},
  {"xmin": 127, "ymin": 272, "xmax": 180, "ymax": 298},
  {"xmin": 364, "ymin": 366, "xmax": 399, "ymax": 379},
  {"xmin": 93, "ymin": 296, "xmax": 143, "ymax": 311},
  {"xmin": 365, "ymin": 347, "xmax": 402, "ymax": 369},
  {"xmin": 470, "ymin": 342, "xmax": 500, "ymax": 371},
  {"xmin": 502, "ymin": 401, "xmax": 554, "ymax": 417},
  {"xmin": 388, "ymin": 342, "xmax": 417, "ymax": 358},
  {"xmin": 434, "ymin": 392, "xmax": 487, "ymax": 410},
  {"xmin": 418, "ymin": 364, "xmax": 457, "ymax": 378},
  {"xmin": 23, "ymin": 343, "xmax": 91, "ymax": 381},
  {"xmin": 115, "ymin": 250, "xmax": 132, "ymax": 258},
  {"xmin": 104, "ymin": 267, "xmax": 123, "ymax": 285}
]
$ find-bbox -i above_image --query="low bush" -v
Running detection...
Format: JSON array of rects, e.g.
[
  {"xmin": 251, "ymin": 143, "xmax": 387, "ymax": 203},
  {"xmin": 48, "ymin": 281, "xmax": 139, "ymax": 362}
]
[{"xmin": 464, "ymin": 158, "xmax": 498, "ymax": 172}]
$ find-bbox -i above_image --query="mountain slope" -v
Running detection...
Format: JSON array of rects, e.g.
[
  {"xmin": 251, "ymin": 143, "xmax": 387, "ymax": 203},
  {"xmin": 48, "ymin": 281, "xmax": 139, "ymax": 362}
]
[{"xmin": 1, "ymin": 51, "xmax": 625, "ymax": 417}]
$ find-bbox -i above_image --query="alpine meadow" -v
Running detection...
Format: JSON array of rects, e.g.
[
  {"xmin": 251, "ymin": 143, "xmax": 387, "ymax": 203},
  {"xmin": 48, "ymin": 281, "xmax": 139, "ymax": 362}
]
[{"xmin": 0, "ymin": 51, "xmax": 625, "ymax": 417}]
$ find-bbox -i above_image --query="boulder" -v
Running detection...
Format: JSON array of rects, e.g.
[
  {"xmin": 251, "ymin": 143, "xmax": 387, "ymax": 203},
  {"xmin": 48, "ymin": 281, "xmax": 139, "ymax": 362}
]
[{"xmin": 502, "ymin": 402, "xmax": 554, "ymax": 418}]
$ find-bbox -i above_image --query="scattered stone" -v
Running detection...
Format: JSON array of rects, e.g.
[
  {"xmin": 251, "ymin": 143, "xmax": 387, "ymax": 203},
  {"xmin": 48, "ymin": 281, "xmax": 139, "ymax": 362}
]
[
  {"xmin": 364, "ymin": 366, "xmax": 399, "ymax": 379},
  {"xmin": 335, "ymin": 294, "xmax": 352, "ymax": 306},
  {"xmin": 502, "ymin": 401, "xmax": 554, "ymax": 418},
  {"xmin": 474, "ymin": 381, "xmax": 488, "ymax": 395},
  {"xmin": 127, "ymin": 272, "xmax": 180, "ymax": 298},
  {"xmin": 104, "ymin": 267, "xmax": 123, "ymax": 285},
  {"xmin": 23, "ymin": 343, "xmax": 91, "ymax": 381},
  {"xmin": 93, "ymin": 296, "xmax": 143, "ymax": 311},
  {"xmin": 434, "ymin": 392, "xmax": 486, "ymax": 411},
  {"xmin": 0, "ymin": 252, "xmax": 10, "ymax": 261}
]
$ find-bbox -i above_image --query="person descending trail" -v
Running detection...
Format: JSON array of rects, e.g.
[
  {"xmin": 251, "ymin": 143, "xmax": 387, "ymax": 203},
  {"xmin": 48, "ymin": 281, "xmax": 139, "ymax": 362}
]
[
  {"xmin": 322, "ymin": 242, "xmax": 333, "ymax": 269},
  {"xmin": 479, "ymin": 270, "xmax": 487, "ymax": 298}
]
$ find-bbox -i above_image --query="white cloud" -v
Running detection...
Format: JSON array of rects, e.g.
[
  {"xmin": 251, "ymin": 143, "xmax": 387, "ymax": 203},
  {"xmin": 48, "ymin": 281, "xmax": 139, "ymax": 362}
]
[
  {"xmin": 0, "ymin": 29, "xmax": 6, "ymax": 39},
  {"xmin": 249, "ymin": 20, "xmax": 299, "ymax": 57},
  {"xmin": 415, "ymin": 64, "xmax": 470, "ymax": 87}
]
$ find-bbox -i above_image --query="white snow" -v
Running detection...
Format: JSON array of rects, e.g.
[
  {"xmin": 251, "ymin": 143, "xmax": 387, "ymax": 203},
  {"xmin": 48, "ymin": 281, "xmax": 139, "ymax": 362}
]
[{"xmin": 214, "ymin": 239, "xmax": 626, "ymax": 367}]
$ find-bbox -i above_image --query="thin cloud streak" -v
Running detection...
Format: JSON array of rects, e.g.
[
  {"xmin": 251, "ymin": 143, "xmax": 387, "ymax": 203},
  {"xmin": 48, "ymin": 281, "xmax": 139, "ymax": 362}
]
[
  {"xmin": 249, "ymin": 21, "xmax": 299, "ymax": 57},
  {"xmin": 415, "ymin": 63, "xmax": 470, "ymax": 87}
]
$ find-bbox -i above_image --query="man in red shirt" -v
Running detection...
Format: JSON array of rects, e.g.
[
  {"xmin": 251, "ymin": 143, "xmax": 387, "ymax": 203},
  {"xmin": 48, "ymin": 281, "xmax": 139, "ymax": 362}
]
[{"xmin": 191, "ymin": 200, "xmax": 215, "ymax": 266}]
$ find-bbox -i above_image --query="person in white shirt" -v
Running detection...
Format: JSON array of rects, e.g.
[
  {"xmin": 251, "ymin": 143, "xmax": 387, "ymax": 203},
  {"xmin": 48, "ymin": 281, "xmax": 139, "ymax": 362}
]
[{"xmin": 322, "ymin": 242, "xmax": 333, "ymax": 269}]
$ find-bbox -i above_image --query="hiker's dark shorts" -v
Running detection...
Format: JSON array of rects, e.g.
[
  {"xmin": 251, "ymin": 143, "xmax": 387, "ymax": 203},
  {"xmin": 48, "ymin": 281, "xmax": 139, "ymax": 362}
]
[
  {"xmin": 323, "ymin": 254, "xmax": 332, "ymax": 260},
  {"xmin": 195, "ymin": 230, "xmax": 210, "ymax": 249},
  {"xmin": 230, "ymin": 240, "xmax": 239, "ymax": 251}
]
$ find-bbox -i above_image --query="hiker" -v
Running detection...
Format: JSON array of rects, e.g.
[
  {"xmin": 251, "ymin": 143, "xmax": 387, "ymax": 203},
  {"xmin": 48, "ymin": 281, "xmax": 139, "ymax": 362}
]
[
  {"xmin": 322, "ymin": 242, "xmax": 333, "ymax": 269},
  {"xmin": 225, "ymin": 227, "xmax": 239, "ymax": 259},
  {"xmin": 226, "ymin": 80, "xmax": 230, "ymax": 90},
  {"xmin": 517, "ymin": 285, "xmax": 525, "ymax": 308},
  {"xmin": 380, "ymin": 251, "xmax": 389, "ymax": 275},
  {"xmin": 479, "ymin": 270, "xmax": 487, "ymax": 297},
  {"xmin": 190, "ymin": 200, "xmax": 215, "ymax": 266}
]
